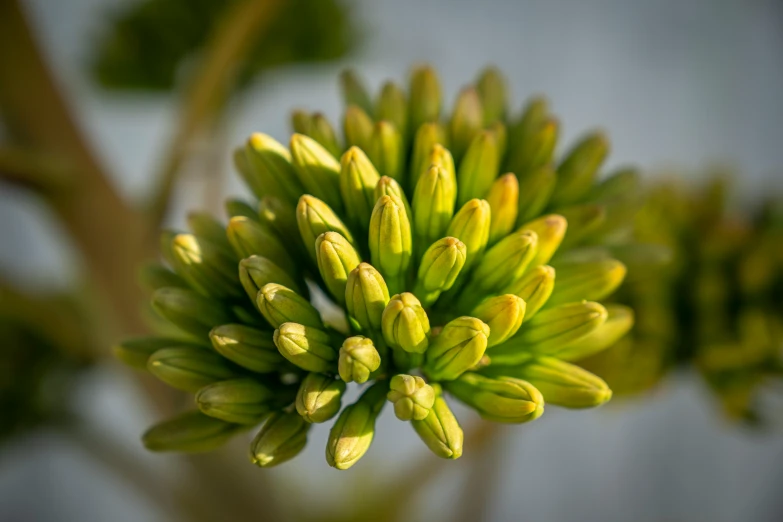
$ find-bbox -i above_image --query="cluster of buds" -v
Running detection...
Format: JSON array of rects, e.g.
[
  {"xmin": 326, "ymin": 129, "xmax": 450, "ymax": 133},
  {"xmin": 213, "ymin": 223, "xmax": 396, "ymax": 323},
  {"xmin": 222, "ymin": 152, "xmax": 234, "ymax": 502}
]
[
  {"xmin": 582, "ymin": 176, "xmax": 783, "ymax": 422},
  {"xmin": 116, "ymin": 65, "xmax": 636, "ymax": 468}
]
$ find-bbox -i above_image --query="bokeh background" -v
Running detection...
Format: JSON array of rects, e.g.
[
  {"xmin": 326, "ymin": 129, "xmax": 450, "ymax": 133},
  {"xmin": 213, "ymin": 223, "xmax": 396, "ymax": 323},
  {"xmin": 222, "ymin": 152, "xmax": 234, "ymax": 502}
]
[{"xmin": 1, "ymin": 0, "xmax": 783, "ymax": 521}]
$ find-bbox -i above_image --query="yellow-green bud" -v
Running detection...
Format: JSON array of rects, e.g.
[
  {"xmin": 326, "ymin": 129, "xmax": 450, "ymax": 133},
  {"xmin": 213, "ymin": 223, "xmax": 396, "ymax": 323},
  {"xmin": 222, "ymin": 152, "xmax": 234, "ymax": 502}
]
[
  {"xmin": 507, "ymin": 118, "xmax": 558, "ymax": 178},
  {"xmin": 485, "ymin": 174, "xmax": 519, "ymax": 246},
  {"xmin": 196, "ymin": 378, "xmax": 277, "ymax": 425},
  {"xmin": 368, "ymin": 120, "xmax": 404, "ymax": 183},
  {"xmin": 557, "ymin": 304, "xmax": 634, "ymax": 361},
  {"xmin": 258, "ymin": 196, "xmax": 300, "ymax": 245},
  {"xmin": 113, "ymin": 337, "xmax": 189, "ymax": 370},
  {"xmin": 411, "ymin": 384, "xmax": 463, "ymax": 459},
  {"xmin": 471, "ymin": 294, "xmax": 526, "ymax": 348},
  {"xmin": 139, "ymin": 263, "xmax": 188, "ymax": 291},
  {"xmin": 382, "ymin": 292, "xmax": 431, "ymax": 354},
  {"xmin": 449, "ymin": 87, "xmax": 483, "ymax": 162},
  {"xmin": 551, "ymin": 131, "xmax": 609, "ymax": 207},
  {"xmin": 492, "ymin": 356, "xmax": 611, "ymax": 408},
  {"xmin": 326, "ymin": 381, "xmax": 387, "ymax": 470},
  {"xmin": 457, "ymin": 131, "xmax": 500, "ymax": 206},
  {"xmin": 338, "ymin": 336, "xmax": 381, "ymax": 383},
  {"xmin": 558, "ymin": 204, "xmax": 607, "ymax": 248},
  {"xmin": 170, "ymin": 233, "xmax": 240, "ymax": 299},
  {"xmin": 209, "ymin": 324, "xmax": 281, "ymax": 374},
  {"xmin": 514, "ymin": 301, "xmax": 608, "ymax": 356},
  {"xmin": 387, "ymin": 374, "xmax": 435, "ymax": 421},
  {"xmin": 250, "ymin": 412, "xmax": 310, "ymax": 468},
  {"xmin": 425, "ymin": 317, "xmax": 490, "ymax": 381},
  {"xmin": 345, "ymin": 262, "xmax": 391, "ymax": 338},
  {"xmin": 408, "ymin": 65, "xmax": 441, "ymax": 132},
  {"xmin": 340, "ymin": 147, "xmax": 380, "ymax": 232},
  {"xmin": 546, "ymin": 259, "xmax": 627, "ymax": 308},
  {"xmin": 147, "ymin": 346, "xmax": 237, "ymax": 392},
  {"xmin": 296, "ymin": 373, "xmax": 346, "ymax": 423},
  {"xmin": 414, "ymin": 237, "xmax": 467, "ymax": 306},
  {"xmin": 369, "ymin": 195, "xmax": 412, "ymax": 295},
  {"xmin": 296, "ymin": 194, "xmax": 355, "ymax": 263},
  {"xmin": 446, "ymin": 198, "xmax": 491, "ymax": 271},
  {"xmin": 516, "ymin": 166, "xmax": 557, "ymax": 224},
  {"xmin": 226, "ymin": 216, "xmax": 294, "ymax": 273},
  {"xmin": 309, "ymin": 113, "xmax": 342, "ymax": 159},
  {"xmin": 290, "ymin": 133, "xmax": 343, "ymax": 213},
  {"xmin": 186, "ymin": 212, "xmax": 232, "ymax": 253},
  {"xmin": 410, "ymin": 122, "xmax": 448, "ymax": 190},
  {"xmin": 151, "ymin": 287, "xmax": 232, "ymax": 339},
  {"xmin": 340, "ymin": 69, "xmax": 373, "ymax": 114},
  {"xmin": 476, "ymin": 66, "xmax": 507, "ymax": 125},
  {"xmin": 143, "ymin": 410, "xmax": 243, "ymax": 453},
  {"xmin": 343, "ymin": 105, "xmax": 374, "ymax": 152},
  {"xmin": 517, "ymin": 214, "xmax": 567, "ymax": 267},
  {"xmin": 273, "ymin": 322, "xmax": 337, "ymax": 373},
  {"xmin": 376, "ymin": 81, "xmax": 408, "ymax": 141},
  {"xmin": 375, "ymin": 176, "xmax": 414, "ymax": 231},
  {"xmin": 412, "ymin": 165, "xmax": 456, "ymax": 256},
  {"xmin": 242, "ymin": 134, "xmax": 304, "ymax": 205},
  {"xmin": 257, "ymin": 283, "xmax": 323, "ymax": 329},
  {"xmin": 503, "ymin": 265, "xmax": 556, "ymax": 321},
  {"xmin": 291, "ymin": 109, "xmax": 313, "ymax": 135},
  {"xmin": 225, "ymin": 198, "xmax": 258, "ymax": 221},
  {"xmin": 316, "ymin": 232, "xmax": 361, "ymax": 304},
  {"xmin": 489, "ymin": 121, "xmax": 507, "ymax": 161},
  {"xmin": 239, "ymin": 255, "xmax": 305, "ymax": 307},
  {"xmin": 445, "ymin": 373, "xmax": 544, "ymax": 423}
]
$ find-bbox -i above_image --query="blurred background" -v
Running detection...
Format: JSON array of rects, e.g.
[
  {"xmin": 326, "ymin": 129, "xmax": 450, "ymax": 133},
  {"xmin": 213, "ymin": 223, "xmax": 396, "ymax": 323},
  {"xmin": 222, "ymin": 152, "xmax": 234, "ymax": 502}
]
[{"xmin": 1, "ymin": 0, "xmax": 783, "ymax": 521}]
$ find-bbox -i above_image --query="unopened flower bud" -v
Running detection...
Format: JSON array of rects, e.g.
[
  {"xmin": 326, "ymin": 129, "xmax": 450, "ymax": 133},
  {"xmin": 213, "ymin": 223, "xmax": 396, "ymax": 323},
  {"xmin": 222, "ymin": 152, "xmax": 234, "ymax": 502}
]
[
  {"xmin": 186, "ymin": 212, "xmax": 232, "ymax": 253},
  {"xmin": 411, "ymin": 384, "xmax": 463, "ymax": 459},
  {"xmin": 503, "ymin": 265, "xmax": 556, "ymax": 321},
  {"xmin": 227, "ymin": 216, "xmax": 294, "ymax": 273},
  {"xmin": 143, "ymin": 410, "xmax": 243, "ymax": 453},
  {"xmin": 471, "ymin": 294, "xmax": 526, "ymax": 348},
  {"xmin": 449, "ymin": 87, "xmax": 483, "ymax": 161},
  {"xmin": 409, "ymin": 65, "xmax": 442, "ymax": 132},
  {"xmin": 147, "ymin": 346, "xmax": 237, "ymax": 392},
  {"xmin": 296, "ymin": 194, "xmax": 354, "ymax": 263},
  {"xmin": 513, "ymin": 301, "xmax": 608, "ymax": 356},
  {"xmin": 113, "ymin": 337, "xmax": 187, "ymax": 370},
  {"xmin": 517, "ymin": 214, "xmax": 567, "ymax": 267},
  {"xmin": 345, "ymin": 263, "xmax": 390, "ymax": 338},
  {"xmin": 338, "ymin": 336, "xmax": 381, "ymax": 383},
  {"xmin": 457, "ymin": 131, "xmax": 500, "ymax": 207},
  {"xmin": 410, "ymin": 122, "xmax": 448, "ymax": 189},
  {"xmin": 239, "ymin": 255, "xmax": 305, "ymax": 307},
  {"xmin": 309, "ymin": 113, "xmax": 342, "ymax": 159},
  {"xmin": 387, "ymin": 374, "xmax": 435, "ymax": 421},
  {"xmin": 369, "ymin": 195, "xmax": 412, "ymax": 295},
  {"xmin": 340, "ymin": 147, "xmax": 380, "ymax": 232},
  {"xmin": 485, "ymin": 174, "xmax": 519, "ymax": 246},
  {"xmin": 209, "ymin": 324, "xmax": 281, "ymax": 374},
  {"xmin": 225, "ymin": 198, "xmax": 258, "ymax": 221},
  {"xmin": 151, "ymin": 287, "xmax": 232, "ymax": 339},
  {"xmin": 556, "ymin": 304, "xmax": 634, "ymax": 361},
  {"xmin": 242, "ymin": 134, "xmax": 304, "ymax": 204},
  {"xmin": 551, "ymin": 131, "xmax": 609, "ymax": 207},
  {"xmin": 170, "ymin": 233, "xmax": 240, "ymax": 299},
  {"xmin": 316, "ymin": 232, "xmax": 361, "ymax": 304},
  {"xmin": 516, "ymin": 166, "xmax": 557, "ymax": 224},
  {"xmin": 296, "ymin": 373, "xmax": 346, "ymax": 423},
  {"xmin": 290, "ymin": 133, "xmax": 343, "ymax": 213},
  {"xmin": 412, "ymin": 165, "xmax": 456, "ymax": 256},
  {"xmin": 196, "ymin": 378, "xmax": 278, "ymax": 425},
  {"xmin": 445, "ymin": 373, "xmax": 544, "ymax": 423},
  {"xmin": 558, "ymin": 204, "xmax": 607, "ymax": 248},
  {"xmin": 375, "ymin": 176, "xmax": 413, "ymax": 225},
  {"xmin": 382, "ymin": 292, "xmax": 431, "ymax": 353},
  {"xmin": 507, "ymin": 118, "xmax": 558, "ymax": 178},
  {"xmin": 326, "ymin": 381, "xmax": 387, "ymax": 470},
  {"xmin": 139, "ymin": 263, "xmax": 188, "ymax": 291},
  {"xmin": 376, "ymin": 81, "xmax": 408, "ymax": 141},
  {"xmin": 425, "ymin": 317, "xmax": 489, "ymax": 381},
  {"xmin": 546, "ymin": 259, "xmax": 627, "ymax": 308},
  {"xmin": 250, "ymin": 412, "xmax": 310, "ymax": 468},
  {"xmin": 258, "ymin": 196, "xmax": 300, "ymax": 245},
  {"xmin": 476, "ymin": 66, "xmax": 508, "ymax": 125},
  {"xmin": 273, "ymin": 322, "xmax": 337, "ymax": 373},
  {"xmin": 446, "ymin": 198, "xmax": 491, "ymax": 271},
  {"xmin": 257, "ymin": 283, "xmax": 323, "ymax": 329},
  {"xmin": 414, "ymin": 237, "xmax": 467, "ymax": 306},
  {"xmin": 343, "ymin": 105, "xmax": 374, "ymax": 151}
]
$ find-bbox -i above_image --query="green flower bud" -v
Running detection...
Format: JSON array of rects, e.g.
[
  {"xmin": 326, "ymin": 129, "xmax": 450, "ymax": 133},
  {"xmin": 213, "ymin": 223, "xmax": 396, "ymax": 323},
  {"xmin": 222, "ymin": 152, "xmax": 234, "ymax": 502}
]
[
  {"xmin": 551, "ymin": 131, "xmax": 610, "ymax": 207},
  {"xmin": 227, "ymin": 216, "xmax": 294, "ymax": 273},
  {"xmin": 291, "ymin": 109, "xmax": 313, "ymax": 135},
  {"xmin": 343, "ymin": 105, "xmax": 374, "ymax": 151},
  {"xmin": 446, "ymin": 198, "xmax": 491, "ymax": 271},
  {"xmin": 243, "ymin": 133, "xmax": 304, "ymax": 205},
  {"xmin": 429, "ymin": 144, "xmax": 457, "ymax": 186},
  {"xmin": 408, "ymin": 65, "xmax": 441, "ymax": 132},
  {"xmin": 449, "ymin": 87, "xmax": 483, "ymax": 161},
  {"xmin": 516, "ymin": 166, "xmax": 557, "ymax": 224},
  {"xmin": 414, "ymin": 237, "xmax": 467, "ymax": 306},
  {"xmin": 459, "ymin": 230, "xmax": 538, "ymax": 310},
  {"xmin": 147, "ymin": 346, "xmax": 237, "ymax": 392},
  {"xmin": 376, "ymin": 81, "xmax": 408, "ymax": 141},
  {"xmin": 507, "ymin": 118, "xmax": 558, "ymax": 178},
  {"xmin": 151, "ymin": 287, "xmax": 232, "ymax": 339},
  {"xmin": 382, "ymin": 292, "xmax": 431, "ymax": 353},
  {"xmin": 250, "ymin": 411, "xmax": 310, "ymax": 468},
  {"xmin": 485, "ymin": 357, "xmax": 612, "ymax": 409},
  {"xmin": 186, "ymin": 212, "xmax": 231, "ymax": 253},
  {"xmin": 209, "ymin": 324, "xmax": 281, "ymax": 374},
  {"xmin": 316, "ymin": 232, "xmax": 361, "ymax": 304},
  {"xmin": 345, "ymin": 262, "xmax": 391, "ymax": 338},
  {"xmin": 296, "ymin": 373, "xmax": 346, "ymax": 423},
  {"xmin": 489, "ymin": 121, "xmax": 508, "ymax": 161},
  {"xmin": 546, "ymin": 259, "xmax": 627, "ymax": 308},
  {"xmin": 457, "ymin": 131, "xmax": 500, "ymax": 207},
  {"xmin": 114, "ymin": 337, "xmax": 189, "ymax": 370},
  {"xmin": 170, "ymin": 233, "xmax": 240, "ymax": 299},
  {"xmin": 375, "ymin": 178, "xmax": 414, "ymax": 233},
  {"xmin": 368, "ymin": 120, "xmax": 404, "ymax": 183},
  {"xmin": 503, "ymin": 265, "xmax": 556, "ymax": 321},
  {"xmin": 476, "ymin": 66, "xmax": 508, "ymax": 125},
  {"xmin": 446, "ymin": 373, "xmax": 544, "ymax": 423},
  {"xmin": 296, "ymin": 194, "xmax": 355, "ymax": 263},
  {"xmin": 587, "ymin": 167, "xmax": 640, "ymax": 203},
  {"xmin": 558, "ymin": 204, "xmax": 607, "ymax": 249},
  {"xmin": 143, "ymin": 410, "xmax": 243, "ymax": 453},
  {"xmin": 258, "ymin": 196, "xmax": 300, "ymax": 245},
  {"xmin": 517, "ymin": 214, "xmax": 567, "ymax": 267},
  {"xmin": 257, "ymin": 283, "xmax": 323, "ymax": 329},
  {"xmin": 471, "ymin": 294, "xmax": 526, "ymax": 348},
  {"xmin": 289, "ymin": 133, "xmax": 343, "ymax": 213},
  {"xmin": 411, "ymin": 384, "xmax": 463, "ymax": 459},
  {"xmin": 309, "ymin": 113, "xmax": 342, "ymax": 159},
  {"xmin": 514, "ymin": 301, "xmax": 608, "ymax": 356},
  {"xmin": 387, "ymin": 374, "xmax": 435, "ymax": 421},
  {"xmin": 485, "ymin": 174, "xmax": 519, "ymax": 246},
  {"xmin": 338, "ymin": 336, "xmax": 381, "ymax": 383},
  {"xmin": 369, "ymin": 195, "xmax": 412, "ymax": 295},
  {"xmin": 425, "ymin": 317, "xmax": 489, "ymax": 381},
  {"xmin": 225, "ymin": 198, "xmax": 258, "ymax": 221},
  {"xmin": 340, "ymin": 147, "xmax": 380, "ymax": 232},
  {"xmin": 326, "ymin": 381, "xmax": 387, "ymax": 470},
  {"xmin": 410, "ymin": 121, "xmax": 448, "ymax": 190},
  {"xmin": 196, "ymin": 378, "xmax": 277, "ymax": 425},
  {"xmin": 239, "ymin": 255, "xmax": 305, "ymax": 306},
  {"xmin": 556, "ymin": 304, "xmax": 634, "ymax": 361},
  {"xmin": 412, "ymin": 165, "xmax": 456, "ymax": 256},
  {"xmin": 273, "ymin": 322, "xmax": 337, "ymax": 373},
  {"xmin": 340, "ymin": 69, "xmax": 373, "ymax": 115},
  {"xmin": 139, "ymin": 263, "xmax": 187, "ymax": 292},
  {"xmin": 509, "ymin": 96, "xmax": 549, "ymax": 146}
]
